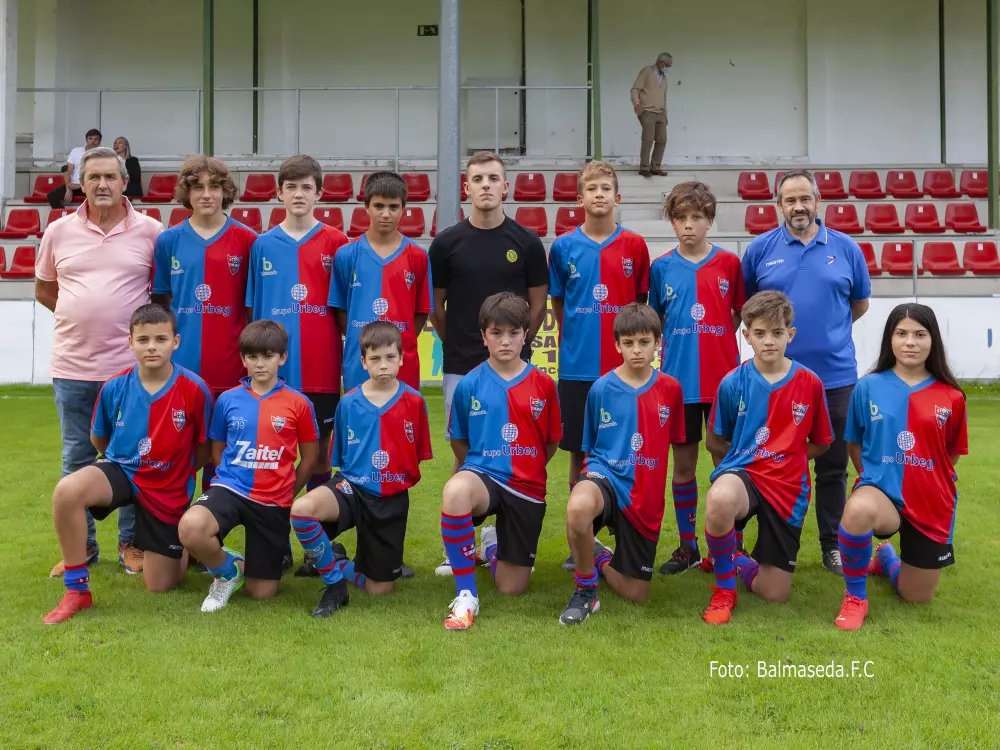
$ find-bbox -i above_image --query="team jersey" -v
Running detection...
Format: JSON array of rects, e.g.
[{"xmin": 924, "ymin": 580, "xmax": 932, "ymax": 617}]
[
  {"xmin": 329, "ymin": 235, "xmax": 432, "ymax": 392},
  {"xmin": 152, "ymin": 218, "xmax": 256, "ymax": 393},
  {"xmin": 846, "ymin": 371, "xmax": 968, "ymax": 544},
  {"xmin": 709, "ymin": 359, "xmax": 833, "ymax": 527},
  {"xmin": 91, "ymin": 364, "xmax": 213, "ymax": 524},
  {"xmin": 582, "ymin": 369, "xmax": 685, "ymax": 540},
  {"xmin": 448, "ymin": 361, "xmax": 562, "ymax": 502},
  {"xmin": 331, "ymin": 383, "xmax": 432, "ymax": 496},
  {"xmin": 649, "ymin": 246, "xmax": 745, "ymax": 403},
  {"xmin": 548, "ymin": 225, "xmax": 650, "ymax": 380},
  {"xmin": 209, "ymin": 377, "xmax": 320, "ymax": 507},
  {"xmin": 246, "ymin": 223, "xmax": 349, "ymax": 394}
]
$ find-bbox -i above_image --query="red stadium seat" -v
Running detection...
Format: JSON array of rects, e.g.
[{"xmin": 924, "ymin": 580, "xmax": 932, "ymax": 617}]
[
  {"xmin": 886, "ymin": 170, "xmax": 922, "ymax": 199},
  {"xmin": 513, "ymin": 173, "xmax": 547, "ymax": 202},
  {"xmin": 959, "ymin": 170, "xmax": 988, "ymax": 198},
  {"xmin": 881, "ymin": 242, "xmax": 922, "ymax": 276},
  {"xmin": 169, "ymin": 208, "xmax": 193, "ymax": 227},
  {"xmin": 514, "ymin": 206, "xmax": 549, "ymax": 237},
  {"xmin": 348, "ymin": 207, "xmax": 370, "ymax": 237},
  {"xmin": 904, "ymin": 203, "xmax": 944, "ymax": 234},
  {"xmin": 864, "ymin": 204, "xmax": 903, "ymax": 234},
  {"xmin": 0, "ymin": 209, "xmax": 41, "ymax": 239},
  {"xmin": 268, "ymin": 207, "xmax": 286, "ymax": 229},
  {"xmin": 963, "ymin": 241, "xmax": 1000, "ymax": 275},
  {"xmin": 398, "ymin": 207, "xmax": 426, "ymax": 238},
  {"xmin": 142, "ymin": 174, "xmax": 178, "ymax": 203},
  {"xmin": 738, "ymin": 171, "xmax": 771, "ymax": 200},
  {"xmin": 922, "ymin": 170, "xmax": 960, "ymax": 199},
  {"xmin": 552, "ymin": 173, "xmax": 578, "ymax": 202},
  {"xmin": 231, "ymin": 207, "xmax": 262, "ymax": 234},
  {"xmin": 356, "ymin": 173, "xmax": 370, "ymax": 202},
  {"xmin": 849, "ymin": 171, "xmax": 886, "ymax": 199},
  {"xmin": 135, "ymin": 207, "xmax": 162, "ymax": 223},
  {"xmin": 319, "ymin": 173, "xmax": 353, "ymax": 202},
  {"xmin": 815, "ymin": 171, "xmax": 847, "ymax": 200},
  {"xmin": 824, "ymin": 204, "xmax": 862, "ymax": 234},
  {"xmin": 0, "ymin": 245, "xmax": 36, "ymax": 279},
  {"xmin": 430, "ymin": 208, "xmax": 465, "ymax": 237},
  {"xmin": 555, "ymin": 207, "xmax": 585, "ymax": 235},
  {"xmin": 745, "ymin": 204, "xmax": 778, "ymax": 234},
  {"xmin": 773, "ymin": 171, "xmax": 785, "ymax": 195},
  {"xmin": 402, "ymin": 173, "xmax": 431, "ymax": 202},
  {"xmin": 945, "ymin": 203, "xmax": 986, "ymax": 233},
  {"xmin": 922, "ymin": 242, "xmax": 964, "ymax": 276},
  {"xmin": 240, "ymin": 173, "xmax": 277, "ymax": 202},
  {"xmin": 313, "ymin": 207, "xmax": 342, "ymax": 231},
  {"xmin": 0, "ymin": 247, "xmax": 4, "ymax": 273},
  {"xmin": 858, "ymin": 242, "xmax": 881, "ymax": 277},
  {"xmin": 24, "ymin": 174, "xmax": 63, "ymax": 203}
]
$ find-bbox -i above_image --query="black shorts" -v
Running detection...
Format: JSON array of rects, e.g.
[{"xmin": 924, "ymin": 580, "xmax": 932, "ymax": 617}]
[
  {"xmin": 682, "ymin": 402, "xmax": 713, "ymax": 445},
  {"xmin": 305, "ymin": 392, "xmax": 340, "ymax": 437},
  {"xmin": 582, "ymin": 473, "xmax": 658, "ymax": 581},
  {"xmin": 725, "ymin": 470, "xmax": 802, "ymax": 574},
  {"xmin": 90, "ymin": 460, "xmax": 185, "ymax": 559},
  {"xmin": 321, "ymin": 474, "xmax": 409, "ymax": 582},
  {"xmin": 557, "ymin": 379, "xmax": 595, "ymax": 453},
  {"xmin": 469, "ymin": 471, "xmax": 547, "ymax": 568},
  {"xmin": 195, "ymin": 486, "xmax": 291, "ymax": 580},
  {"xmin": 875, "ymin": 513, "xmax": 955, "ymax": 570}
]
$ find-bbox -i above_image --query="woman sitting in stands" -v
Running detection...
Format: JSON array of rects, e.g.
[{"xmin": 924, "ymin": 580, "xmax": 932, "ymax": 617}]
[{"xmin": 114, "ymin": 136, "xmax": 143, "ymax": 200}]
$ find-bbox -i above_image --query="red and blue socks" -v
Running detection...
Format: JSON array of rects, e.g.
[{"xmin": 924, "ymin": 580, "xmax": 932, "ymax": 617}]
[
  {"xmin": 672, "ymin": 480, "xmax": 700, "ymax": 552},
  {"xmin": 291, "ymin": 515, "xmax": 341, "ymax": 584},
  {"xmin": 63, "ymin": 562, "xmax": 89, "ymax": 592},
  {"xmin": 200, "ymin": 463, "xmax": 216, "ymax": 494},
  {"xmin": 442, "ymin": 512, "xmax": 478, "ymax": 597},
  {"xmin": 207, "ymin": 548, "xmax": 240, "ymax": 580},
  {"xmin": 595, "ymin": 547, "xmax": 613, "ymax": 576},
  {"xmin": 484, "ymin": 537, "xmax": 499, "ymax": 579},
  {"xmin": 875, "ymin": 542, "xmax": 902, "ymax": 593},
  {"xmin": 706, "ymin": 528, "xmax": 738, "ymax": 590},
  {"xmin": 333, "ymin": 560, "xmax": 366, "ymax": 589},
  {"xmin": 574, "ymin": 567, "xmax": 598, "ymax": 589},
  {"xmin": 307, "ymin": 470, "xmax": 333, "ymax": 493},
  {"xmin": 733, "ymin": 551, "xmax": 759, "ymax": 591},
  {"xmin": 839, "ymin": 524, "xmax": 873, "ymax": 599}
]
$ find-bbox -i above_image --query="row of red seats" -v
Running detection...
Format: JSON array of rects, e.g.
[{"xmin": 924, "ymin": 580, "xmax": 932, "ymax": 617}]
[
  {"xmin": 745, "ymin": 203, "xmax": 985, "ymax": 235},
  {"xmin": 860, "ymin": 241, "xmax": 999, "ymax": 277},
  {"xmin": 739, "ymin": 169, "xmax": 991, "ymax": 201},
  {"xmin": 0, "ymin": 246, "xmax": 34, "ymax": 279}
]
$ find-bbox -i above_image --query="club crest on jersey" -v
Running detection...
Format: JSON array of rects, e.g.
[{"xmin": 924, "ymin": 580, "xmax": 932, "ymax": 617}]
[
  {"xmin": 622, "ymin": 258, "xmax": 634, "ymax": 278},
  {"xmin": 172, "ymin": 409, "xmax": 186, "ymax": 431},
  {"xmin": 792, "ymin": 402, "xmax": 808, "ymax": 426},
  {"xmin": 718, "ymin": 277, "xmax": 730, "ymax": 297},
  {"xmin": 530, "ymin": 398, "xmax": 545, "ymax": 420},
  {"xmin": 935, "ymin": 406, "xmax": 952, "ymax": 428},
  {"xmin": 404, "ymin": 270, "xmax": 415, "ymax": 289},
  {"xmin": 321, "ymin": 254, "xmax": 334, "ymax": 274},
  {"xmin": 227, "ymin": 255, "xmax": 242, "ymax": 275},
  {"xmin": 336, "ymin": 479, "xmax": 353, "ymax": 495},
  {"xmin": 404, "ymin": 420, "xmax": 415, "ymax": 442},
  {"xmin": 271, "ymin": 415, "xmax": 286, "ymax": 433},
  {"xmin": 658, "ymin": 405, "xmax": 670, "ymax": 427}
]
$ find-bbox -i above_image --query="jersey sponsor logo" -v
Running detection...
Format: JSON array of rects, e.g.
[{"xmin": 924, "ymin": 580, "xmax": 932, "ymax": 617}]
[
  {"xmin": 177, "ymin": 283, "xmax": 233, "ymax": 316},
  {"xmin": 364, "ymin": 449, "xmax": 406, "ymax": 484},
  {"xmin": 138, "ymin": 437, "xmax": 152, "ymax": 456},
  {"xmin": 260, "ymin": 257, "xmax": 277, "ymax": 276},
  {"xmin": 336, "ymin": 479, "xmax": 353, "ymax": 494},
  {"xmin": 791, "ymin": 402, "xmax": 808, "ymax": 426},
  {"xmin": 227, "ymin": 254, "xmax": 242, "ymax": 275},
  {"xmin": 883, "ymin": 430, "xmax": 936, "ymax": 471},
  {"xmin": 869, "ymin": 401, "xmax": 883, "ymax": 421},
  {"xmin": 291, "ymin": 284, "xmax": 308, "ymax": 302},
  {"xmin": 116, "ymin": 409, "xmax": 125, "ymax": 427},
  {"xmin": 195, "ymin": 284, "xmax": 211, "ymax": 302},
  {"xmin": 469, "ymin": 397, "xmax": 486, "ymax": 417},
  {"xmin": 506, "ymin": 249, "xmax": 518, "ymax": 263},
  {"xmin": 271, "ymin": 415, "xmax": 286, "ymax": 432},
  {"xmin": 671, "ymin": 303, "xmax": 726, "ymax": 337},
  {"xmin": 765, "ymin": 258, "xmax": 785, "ymax": 267},
  {"xmin": 935, "ymin": 405, "xmax": 952, "ymax": 428},
  {"xmin": 404, "ymin": 420, "xmax": 415, "ymax": 442},
  {"xmin": 663, "ymin": 283, "xmax": 675, "ymax": 301},
  {"xmin": 501, "ymin": 423, "xmax": 519, "ymax": 443},
  {"xmin": 599, "ymin": 408, "xmax": 617, "ymax": 429},
  {"xmin": 321, "ymin": 254, "xmax": 333, "ymax": 274},
  {"xmin": 718, "ymin": 277, "xmax": 730, "ymax": 297},
  {"xmin": 738, "ymin": 395, "xmax": 746, "ymax": 416},
  {"xmin": 608, "ymin": 431, "xmax": 659, "ymax": 469},
  {"xmin": 530, "ymin": 398, "xmax": 545, "ymax": 420},
  {"xmin": 404, "ymin": 270, "xmax": 415, "ymax": 289},
  {"xmin": 234, "ymin": 440, "xmax": 285, "ymax": 470},
  {"xmin": 755, "ymin": 427, "xmax": 770, "ymax": 445},
  {"xmin": 347, "ymin": 426, "xmax": 360, "ymax": 445},
  {"xmin": 733, "ymin": 425, "xmax": 786, "ymax": 463},
  {"xmin": 271, "ymin": 283, "xmax": 327, "ymax": 316},
  {"xmin": 622, "ymin": 257, "xmax": 633, "ymax": 278},
  {"xmin": 568, "ymin": 260, "xmax": 580, "ymax": 279},
  {"xmin": 575, "ymin": 283, "xmax": 626, "ymax": 315},
  {"xmin": 120, "ymin": 436, "xmax": 172, "ymax": 471},
  {"xmin": 896, "ymin": 430, "xmax": 915, "ymax": 451},
  {"xmin": 372, "ymin": 450, "xmax": 390, "ymax": 470},
  {"xmin": 229, "ymin": 415, "xmax": 247, "ymax": 430},
  {"xmin": 658, "ymin": 404, "xmax": 670, "ymax": 426},
  {"xmin": 373, "ymin": 297, "xmax": 389, "ymax": 316},
  {"xmin": 691, "ymin": 304, "xmax": 706, "ymax": 321},
  {"xmin": 593, "ymin": 284, "xmax": 609, "ymax": 301},
  {"xmin": 351, "ymin": 270, "xmax": 361, "ymax": 288},
  {"xmin": 172, "ymin": 409, "xmax": 186, "ymax": 431},
  {"xmin": 483, "ymin": 422, "xmax": 538, "ymax": 459},
  {"xmin": 630, "ymin": 432, "xmax": 644, "ymax": 451},
  {"xmin": 170, "ymin": 256, "xmax": 183, "ymax": 275}
]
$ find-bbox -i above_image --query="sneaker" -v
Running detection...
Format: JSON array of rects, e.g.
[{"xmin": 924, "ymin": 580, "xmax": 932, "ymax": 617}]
[
  {"xmin": 479, "ymin": 525, "xmax": 497, "ymax": 563},
  {"xmin": 118, "ymin": 543, "xmax": 144, "ymax": 575},
  {"xmin": 49, "ymin": 545, "xmax": 99, "ymax": 578},
  {"xmin": 434, "ymin": 554, "xmax": 453, "ymax": 577},
  {"xmin": 834, "ymin": 592, "xmax": 869, "ymax": 631},
  {"xmin": 294, "ymin": 541, "xmax": 347, "ymax": 577},
  {"xmin": 559, "ymin": 586, "xmax": 600, "ymax": 625},
  {"xmin": 659, "ymin": 544, "xmax": 702, "ymax": 575},
  {"xmin": 651, "ymin": 169, "xmax": 667, "ymax": 176},
  {"xmin": 560, "ymin": 553, "xmax": 576, "ymax": 571},
  {"xmin": 200, "ymin": 549, "xmax": 245, "ymax": 612},
  {"xmin": 869, "ymin": 542, "xmax": 890, "ymax": 576},
  {"xmin": 281, "ymin": 547, "xmax": 294, "ymax": 574},
  {"xmin": 311, "ymin": 579, "xmax": 349, "ymax": 618},
  {"xmin": 702, "ymin": 585, "xmax": 738, "ymax": 625},
  {"xmin": 443, "ymin": 589, "xmax": 479, "ymax": 630},
  {"xmin": 823, "ymin": 547, "xmax": 844, "ymax": 576},
  {"xmin": 400, "ymin": 563, "xmax": 415, "ymax": 580},
  {"xmin": 638, "ymin": 167, "xmax": 652, "ymax": 177},
  {"xmin": 43, "ymin": 590, "xmax": 93, "ymax": 624}
]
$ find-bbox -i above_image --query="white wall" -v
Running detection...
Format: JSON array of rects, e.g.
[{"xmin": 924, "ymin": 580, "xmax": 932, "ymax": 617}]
[{"xmin": 945, "ymin": 0, "xmax": 987, "ymax": 164}]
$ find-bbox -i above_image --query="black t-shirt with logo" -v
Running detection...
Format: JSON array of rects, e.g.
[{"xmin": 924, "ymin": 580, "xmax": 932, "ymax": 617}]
[{"xmin": 429, "ymin": 216, "xmax": 549, "ymax": 375}]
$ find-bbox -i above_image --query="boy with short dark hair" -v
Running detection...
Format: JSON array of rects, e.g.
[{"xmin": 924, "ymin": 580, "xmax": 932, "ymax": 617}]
[
  {"xmin": 701, "ymin": 291, "xmax": 833, "ymax": 625},
  {"xmin": 289, "ymin": 320, "xmax": 432, "ymax": 617},
  {"xmin": 559, "ymin": 303, "xmax": 685, "ymax": 625},
  {"xmin": 650, "ymin": 181, "xmax": 745, "ymax": 575},
  {"xmin": 178, "ymin": 319, "xmax": 320, "ymax": 612},
  {"xmin": 44, "ymin": 304, "xmax": 214, "ymax": 624},
  {"xmin": 440, "ymin": 292, "xmax": 562, "ymax": 630}
]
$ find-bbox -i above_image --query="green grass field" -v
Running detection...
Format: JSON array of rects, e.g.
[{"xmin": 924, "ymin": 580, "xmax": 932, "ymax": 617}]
[{"xmin": 2, "ymin": 384, "xmax": 999, "ymax": 749}]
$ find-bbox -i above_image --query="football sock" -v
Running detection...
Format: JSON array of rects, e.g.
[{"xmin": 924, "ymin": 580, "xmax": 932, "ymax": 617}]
[
  {"xmin": 485, "ymin": 539, "xmax": 499, "ymax": 580},
  {"xmin": 839, "ymin": 524, "xmax": 873, "ymax": 600},
  {"xmin": 706, "ymin": 528, "xmax": 737, "ymax": 590},
  {"xmin": 735, "ymin": 528, "xmax": 745, "ymax": 549},
  {"xmin": 877, "ymin": 542, "xmax": 902, "ymax": 593},
  {"xmin": 291, "ymin": 515, "xmax": 341, "ymax": 585},
  {"xmin": 200, "ymin": 463, "xmax": 216, "ymax": 494},
  {"xmin": 595, "ymin": 548, "xmax": 613, "ymax": 576},
  {"xmin": 333, "ymin": 560, "xmax": 366, "ymax": 589},
  {"xmin": 207, "ymin": 548, "xmax": 239, "ymax": 580},
  {"xmin": 63, "ymin": 562, "xmax": 89, "ymax": 592},
  {"xmin": 733, "ymin": 552, "xmax": 759, "ymax": 592},
  {"xmin": 672, "ymin": 480, "xmax": 699, "ymax": 550},
  {"xmin": 574, "ymin": 568, "xmax": 598, "ymax": 589},
  {"xmin": 442, "ymin": 511, "xmax": 478, "ymax": 597},
  {"xmin": 307, "ymin": 470, "xmax": 333, "ymax": 492}
]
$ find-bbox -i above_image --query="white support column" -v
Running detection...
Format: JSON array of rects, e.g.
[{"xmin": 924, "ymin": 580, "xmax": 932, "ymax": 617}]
[
  {"xmin": 32, "ymin": 0, "xmax": 56, "ymax": 162},
  {"xmin": 0, "ymin": 0, "xmax": 18, "ymax": 200}
]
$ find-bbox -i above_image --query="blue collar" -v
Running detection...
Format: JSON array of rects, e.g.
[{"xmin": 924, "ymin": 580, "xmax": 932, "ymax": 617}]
[{"xmin": 781, "ymin": 218, "xmax": 829, "ymax": 247}]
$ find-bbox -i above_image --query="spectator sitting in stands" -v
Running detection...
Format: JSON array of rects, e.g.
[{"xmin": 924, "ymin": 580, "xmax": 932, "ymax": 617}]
[
  {"xmin": 48, "ymin": 128, "xmax": 102, "ymax": 208},
  {"xmin": 114, "ymin": 136, "xmax": 143, "ymax": 200}
]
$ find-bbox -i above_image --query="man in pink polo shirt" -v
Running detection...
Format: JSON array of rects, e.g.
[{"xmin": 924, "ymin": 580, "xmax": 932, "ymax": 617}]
[{"xmin": 35, "ymin": 146, "xmax": 163, "ymax": 577}]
